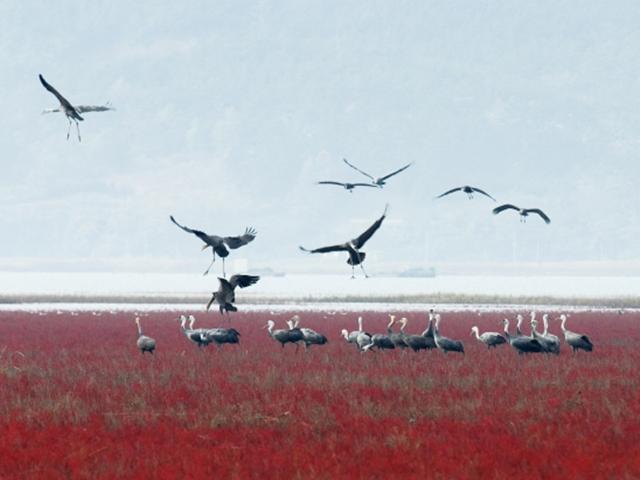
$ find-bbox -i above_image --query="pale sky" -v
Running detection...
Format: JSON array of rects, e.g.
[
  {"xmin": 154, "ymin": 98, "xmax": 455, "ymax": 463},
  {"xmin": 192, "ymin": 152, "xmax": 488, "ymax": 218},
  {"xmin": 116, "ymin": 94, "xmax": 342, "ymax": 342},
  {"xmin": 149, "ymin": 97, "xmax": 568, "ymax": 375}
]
[{"xmin": 1, "ymin": 1, "xmax": 639, "ymax": 275}]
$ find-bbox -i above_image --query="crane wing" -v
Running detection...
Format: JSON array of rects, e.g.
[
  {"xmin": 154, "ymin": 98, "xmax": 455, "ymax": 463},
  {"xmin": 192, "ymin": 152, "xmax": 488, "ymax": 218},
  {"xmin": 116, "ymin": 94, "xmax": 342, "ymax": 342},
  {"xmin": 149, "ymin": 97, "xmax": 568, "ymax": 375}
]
[
  {"xmin": 342, "ymin": 158, "xmax": 374, "ymax": 181},
  {"xmin": 378, "ymin": 162, "xmax": 413, "ymax": 182},
  {"xmin": 352, "ymin": 204, "xmax": 388, "ymax": 249},
  {"xmin": 74, "ymin": 104, "xmax": 115, "ymax": 113},
  {"xmin": 224, "ymin": 227, "xmax": 257, "ymax": 249},
  {"xmin": 206, "ymin": 293, "xmax": 217, "ymax": 311},
  {"xmin": 524, "ymin": 208, "xmax": 551, "ymax": 224},
  {"xmin": 229, "ymin": 274, "xmax": 260, "ymax": 289},
  {"xmin": 492, "ymin": 204, "xmax": 520, "ymax": 215},
  {"xmin": 299, "ymin": 244, "xmax": 348, "ymax": 254},
  {"xmin": 317, "ymin": 181, "xmax": 346, "ymax": 187},
  {"xmin": 471, "ymin": 187, "xmax": 496, "ymax": 201},
  {"xmin": 38, "ymin": 74, "xmax": 83, "ymax": 120},
  {"xmin": 436, "ymin": 187, "xmax": 462, "ymax": 199},
  {"xmin": 170, "ymin": 215, "xmax": 218, "ymax": 245}
]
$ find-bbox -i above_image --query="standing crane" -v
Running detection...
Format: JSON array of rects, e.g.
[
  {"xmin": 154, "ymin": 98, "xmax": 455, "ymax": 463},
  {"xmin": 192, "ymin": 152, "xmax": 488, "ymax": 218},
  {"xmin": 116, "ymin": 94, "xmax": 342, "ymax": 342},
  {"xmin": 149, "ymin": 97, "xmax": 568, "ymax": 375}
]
[
  {"xmin": 290, "ymin": 315, "xmax": 328, "ymax": 349},
  {"xmin": 135, "ymin": 317, "xmax": 156, "ymax": 354},
  {"xmin": 387, "ymin": 315, "xmax": 408, "ymax": 349},
  {"xmin": 433, "ymin": 314, "xmax": 464, "ymax": 354},
  {"xmin": 530, "ymin": 316, "xmax": 560, "ymax": 354},
  {"xmin": 266, "ymin": 320, "xmax": 303, "ymax": 350},
  {"xmin": 541, "ymin": 314, "xmax": 561, "ymax": 354},
  {"xmin": 502, "ymin": 318, "xmax": 543, "ymax": 354},
  {"xmin": 179, "ymin": 315, "xmax": 208, "ymax": 347},
  {"xmin": 470, "ymin": 325, "xmax": 507, "ymax": 349},
  {"xmin": 559, "ymin": 315, "xmax": 593, "ymax": 353}
]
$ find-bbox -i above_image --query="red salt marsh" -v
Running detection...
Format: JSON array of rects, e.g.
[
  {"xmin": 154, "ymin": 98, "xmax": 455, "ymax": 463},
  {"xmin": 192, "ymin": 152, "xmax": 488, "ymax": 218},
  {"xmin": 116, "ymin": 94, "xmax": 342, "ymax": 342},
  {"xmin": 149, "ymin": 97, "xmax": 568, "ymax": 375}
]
[{"xmin": 0, "ymin": 309, "xmax": 639, "ymax": 479}]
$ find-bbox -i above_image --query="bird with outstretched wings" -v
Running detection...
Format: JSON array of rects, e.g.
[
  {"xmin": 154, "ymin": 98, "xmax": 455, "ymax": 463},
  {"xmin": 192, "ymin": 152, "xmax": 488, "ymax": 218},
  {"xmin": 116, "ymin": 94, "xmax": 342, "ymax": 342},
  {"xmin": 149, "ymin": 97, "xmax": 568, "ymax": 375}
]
[
  {"xmin": 170, "ymin": 216, "xmax": 257, "ymax": 276},
  {"xmin": 299, "ymin": 204, "xmax": 388, "ymax": 278},
  {"xmin": 343, "ymin": 158, "xmax": 413, "ymax": 187},
  {"xmin": 492, "ymin": 204, "xmax": 550, "ymax": 224},
  {"xmin": 436, "ymin": 185, "xmax": 496, "ymax": 201}
]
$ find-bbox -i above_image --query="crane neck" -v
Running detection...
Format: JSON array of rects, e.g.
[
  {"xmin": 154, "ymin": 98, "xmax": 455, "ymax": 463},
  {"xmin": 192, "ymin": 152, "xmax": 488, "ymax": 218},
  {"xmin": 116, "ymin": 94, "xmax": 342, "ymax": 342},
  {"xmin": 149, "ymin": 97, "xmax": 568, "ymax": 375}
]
[{"xmin": 472, "ymin": 327, "xmax": 481, "ymax": 340}]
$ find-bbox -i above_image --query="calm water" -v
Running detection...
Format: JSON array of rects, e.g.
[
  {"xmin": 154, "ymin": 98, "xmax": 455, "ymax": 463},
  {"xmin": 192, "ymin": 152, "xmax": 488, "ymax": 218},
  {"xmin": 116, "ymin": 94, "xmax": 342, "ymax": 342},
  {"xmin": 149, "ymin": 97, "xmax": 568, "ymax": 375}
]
[{"xmin": 0, "ymin": 272, "xmax": 638, "ymax": 298}]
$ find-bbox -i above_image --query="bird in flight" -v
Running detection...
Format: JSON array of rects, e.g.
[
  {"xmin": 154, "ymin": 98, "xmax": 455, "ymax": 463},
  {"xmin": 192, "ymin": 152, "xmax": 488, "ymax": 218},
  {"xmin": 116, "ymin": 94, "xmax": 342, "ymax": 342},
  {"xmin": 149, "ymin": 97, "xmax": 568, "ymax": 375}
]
[
  {"xmin": 170, "ymin": 216, "xmax": 257, "ymax": 277},
  {"xmin": 206, "ymin": 274, "xmax": 260, "ymax": 315},
  {"xmin": 299, "ymin": 204, "xmax": 388, "ymax": 278},
  {"xmin": 492, "ymin": 204, "xmax": 551, "ymax": 224},
  {"xmin": 39, "ymin": 74, "xmax": 114, "ymax": 142},
  {"xmin": 436, "ymin": 185, "xmax": 496, "ymax": 201},
  {"xmin": 342, "ymin": 158, "xmax": 412, "ymax": 187},
  {"xmin": 317, "ymin": 181, "xmax": 379, "ymax": 192}
]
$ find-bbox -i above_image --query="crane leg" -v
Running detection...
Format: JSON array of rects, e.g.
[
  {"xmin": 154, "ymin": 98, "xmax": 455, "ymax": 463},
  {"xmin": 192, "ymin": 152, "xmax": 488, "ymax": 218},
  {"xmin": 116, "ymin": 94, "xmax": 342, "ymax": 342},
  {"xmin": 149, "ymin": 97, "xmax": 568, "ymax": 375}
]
[
  {"xmin": 75, "ymin": 120, "xmax": 81, "ymax": 142},
  {"xmin": 359, "ymin": 263, "xmax": 369, "ymax": 278},
  {"xmin": 66, "ymin": 118, "xmax": 72, "ymax": 140},
  {"xmin": 351, "ymin": 265, "xmax": 355, "ymax": 279},
  {"xmin": 222, "ymin": 258, "xmax": 226, "ymax": 278},
  {"xmin": 203, "ymin": 252, "xmax": 216, "ymax": 276}
]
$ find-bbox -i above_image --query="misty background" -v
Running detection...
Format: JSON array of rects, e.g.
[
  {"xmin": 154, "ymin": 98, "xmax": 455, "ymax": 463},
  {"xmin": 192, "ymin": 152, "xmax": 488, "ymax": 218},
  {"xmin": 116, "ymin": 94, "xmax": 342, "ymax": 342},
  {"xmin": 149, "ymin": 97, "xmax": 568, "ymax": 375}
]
[{"xmin": 1, "ymin": 1, "xmax": 639, "ymax": 276}]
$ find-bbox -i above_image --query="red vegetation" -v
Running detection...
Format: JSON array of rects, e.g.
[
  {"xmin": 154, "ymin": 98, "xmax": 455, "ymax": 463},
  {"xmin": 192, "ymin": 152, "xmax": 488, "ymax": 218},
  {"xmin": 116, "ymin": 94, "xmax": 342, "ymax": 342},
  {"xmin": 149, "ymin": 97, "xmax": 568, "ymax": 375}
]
[{"xmin": 1, "ymin": 309, "xmax": 639, "ymax": 478}]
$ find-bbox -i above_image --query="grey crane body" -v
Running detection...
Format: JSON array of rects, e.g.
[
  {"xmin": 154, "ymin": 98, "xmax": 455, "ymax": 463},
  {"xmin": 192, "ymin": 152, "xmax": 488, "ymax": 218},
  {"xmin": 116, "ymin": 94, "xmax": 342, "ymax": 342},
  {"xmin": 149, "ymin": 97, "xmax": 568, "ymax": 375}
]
[
  {"xmin": 206, "ymin": 274, "xmax": 260, "ymax": 315},
  {"xmin": 420, "ymin": 313, "xmax": 438, "ymax": 349},
  {"xmin": 433, "ymin": 314, "xmax": 464, "ymax": 354},
  {"xmin": 266, "ymin": 320, "xmax": 303, "ymax": 350},
  {"xmin": 403, "ymin": 334, "xmax": 432, "ymax": 352},
  {"xmin": 205, "ymin": 327, "xmax": 241, "ymax": 346},
  {"xmin": 471, "ymin": 326, "xmax": 507, "ymax": 349},
  {"xmin": 387, "ymin": 315, "xmax": 408, "ymax": 349},
  {"xmin": 397, "ymin": 316, "xmax": 433, "ymax": 351},
  {"xmin": 356, "ymin": 331, "xmax": 373, "ymax": 351},
  {"xmin": 368, "ymin": 334, "xmax": 396, "ymax": 351},
  {"xmin": 341, "ymin": 329, "xmax": 360, "ymax": 344},
  {"xmin": 299, "ymin": 205, "xmax": 388, "ymax": 278},
  {"xmin": 502, "ymin": 318, "xmax": 543, "ymax": 354},
  {"xmin": 531, "ymin": 316, "xmax": 560, "ymax": 354},
  {"xmin": 135, "ymin": 317, "xmax": 156, "ymax": 354},
  {"xmin": 560, "ymin": 315, "xmax": 593, "ymax": 353},
  {"xmin": 541, "ymin": 314, "xmax": 561, "ymax": 354},
  {"xmin": 179, "ymin": 315, "xmax": 208, "ymax": 347},
  {"xmin": 353, "ymin": 316, "xmax": 373, "ymax": 351},
  {"xmin": 289, "ymin": 315, "xmax": 327, "ymax": 349},
  {"xmin": 300, "ymin": 327, "xmax": 328, "ymax": 348},
  {"xmin": 170, "ymin": 215, "xmax": 257, "ymax": 277}
]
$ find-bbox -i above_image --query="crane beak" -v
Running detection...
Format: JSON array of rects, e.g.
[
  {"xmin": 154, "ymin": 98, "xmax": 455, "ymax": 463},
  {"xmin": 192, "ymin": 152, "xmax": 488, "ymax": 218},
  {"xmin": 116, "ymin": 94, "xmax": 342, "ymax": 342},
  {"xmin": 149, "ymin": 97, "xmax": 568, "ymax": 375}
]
[{"xmin": 201, "ymin": 244, "xmax": 210, "ymax": 251}]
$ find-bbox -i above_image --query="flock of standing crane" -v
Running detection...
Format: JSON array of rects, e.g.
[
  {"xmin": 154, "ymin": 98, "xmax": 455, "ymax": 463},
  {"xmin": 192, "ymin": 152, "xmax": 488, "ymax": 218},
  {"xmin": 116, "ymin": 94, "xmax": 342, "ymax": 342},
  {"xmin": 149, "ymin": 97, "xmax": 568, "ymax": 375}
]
[{"xmin": 135, "ymin": 310, "xmax": 593, "ymax": 356}]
